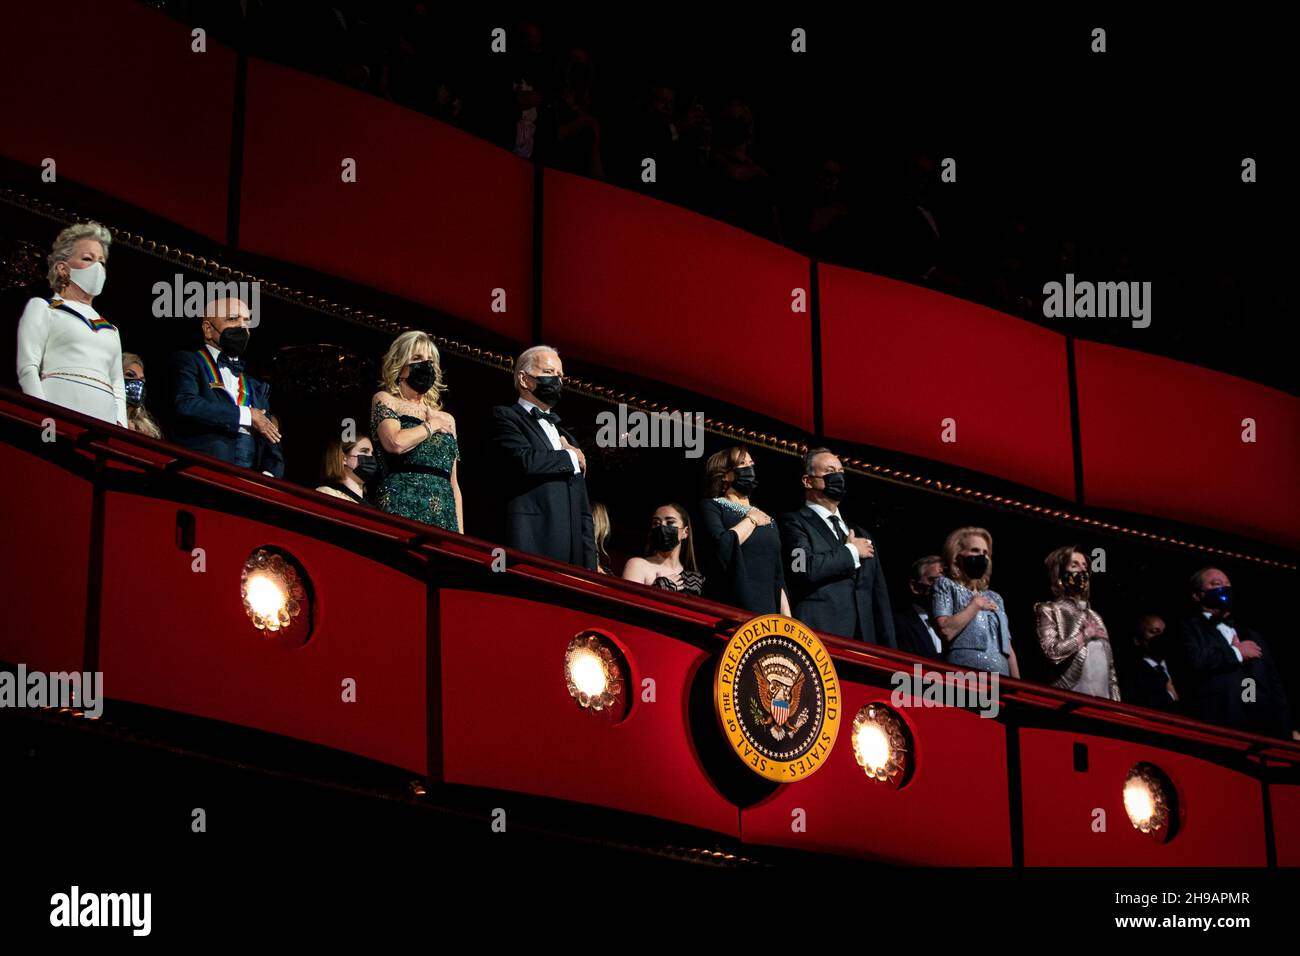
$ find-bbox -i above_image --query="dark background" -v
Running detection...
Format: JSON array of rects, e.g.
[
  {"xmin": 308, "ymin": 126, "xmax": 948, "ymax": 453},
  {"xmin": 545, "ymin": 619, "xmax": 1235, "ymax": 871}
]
[{"xmin": 2, "ymin": 5, "xmax": 1295, "ymax": 712}]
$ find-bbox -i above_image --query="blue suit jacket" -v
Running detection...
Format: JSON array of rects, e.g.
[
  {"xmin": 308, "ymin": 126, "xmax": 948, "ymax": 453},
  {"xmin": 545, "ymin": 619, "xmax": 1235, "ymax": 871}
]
[{"xmin": 167, "ymin": 349, "xmax": 284, "ymax": 478}]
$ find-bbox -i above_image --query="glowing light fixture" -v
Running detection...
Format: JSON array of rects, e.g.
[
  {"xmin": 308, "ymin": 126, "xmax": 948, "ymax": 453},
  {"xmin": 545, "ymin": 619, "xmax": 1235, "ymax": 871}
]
[
  {"xmin": 564, "ymin": 632, "xmax": 625, "ymax": 712},
  {"xmin": 1124, "ymin": 762, "xmax": 1175, "ymax": 839},
  {"xmin": 851, "ymin": 703, "xmax": 910, "ymax": 787},
  {"xmin": 240, "ymin": 548, "xmax": 310, "ymax": 638}
]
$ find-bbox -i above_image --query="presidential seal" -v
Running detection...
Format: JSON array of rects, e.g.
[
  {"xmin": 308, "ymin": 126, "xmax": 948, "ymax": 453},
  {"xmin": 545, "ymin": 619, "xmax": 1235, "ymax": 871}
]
[{"xmin": 714, "ymin": 613, "xmax": 841, "ymax": 782}]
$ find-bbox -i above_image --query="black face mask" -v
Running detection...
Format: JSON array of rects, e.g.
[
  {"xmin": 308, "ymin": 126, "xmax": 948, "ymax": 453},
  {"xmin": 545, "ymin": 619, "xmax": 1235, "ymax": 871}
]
[
  {"xmin": 650, "ymin": 524, "xmax": 680, "ymax": 552},
  {"xmin": 124, "ymin": 378, "xmax": 147, "ymax": 408},
  {"xmin": 911, "ymin": 581, "xmax": 934, "ymax": 601},
  {"xmin": 1200, "ymin": 586, "xmax": 1233, "ymax": 613},
  {"xmin": 1137, "ymin": 631, "xmax": 1168, "ymax": 659},
  {"xmin": 960, "ymin": 553, "xmax": 990, "ymax": 580},
  {"xmin": 819, "ymin": 471, "xmax": 847, "ymax": 501},
  {"xmin": 406, "ymin": 361, "xmax": 436, "ymax": 394},
  {"xmin": 529, "ymin": 374, "xmax": 563, "ymax": 406},
  {"xmin": 217, "ymin": 326, "xmax": 250, "ymax": 358},
  {"xmin": 350, "ymin": 454, "xmax": 378, "ymax": 481},
  {"xmin": 730, "ymin": 466, "xmax": 758, "ymax": 494},
  {"xmin": 1063, "ymin": 569, "xmax": 1090, "ymax": 595}
]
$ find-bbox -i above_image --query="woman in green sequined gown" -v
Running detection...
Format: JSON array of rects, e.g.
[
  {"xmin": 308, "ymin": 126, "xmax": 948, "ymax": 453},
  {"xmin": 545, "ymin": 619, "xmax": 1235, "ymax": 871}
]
[{"xmin": 371, "ymin": 331, "xmax": 463, "ymax": 533}]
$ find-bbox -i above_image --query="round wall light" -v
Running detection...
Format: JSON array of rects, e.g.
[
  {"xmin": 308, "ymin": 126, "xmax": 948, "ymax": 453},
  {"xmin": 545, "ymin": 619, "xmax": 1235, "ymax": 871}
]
[
  {"xmin": 240, "ymin": 548, "xmax": 312, "ymax": 645},
  {"xmin": 851, "ymin": 702, "xmax": 912, "ymax": 788},
  {"xmin": 1123, "ymin": 762, "xmax": 1178, "ymax": 842},
  {"xmin": 564, "ymin": 631, "xmax": 627, "ymax": 715}
]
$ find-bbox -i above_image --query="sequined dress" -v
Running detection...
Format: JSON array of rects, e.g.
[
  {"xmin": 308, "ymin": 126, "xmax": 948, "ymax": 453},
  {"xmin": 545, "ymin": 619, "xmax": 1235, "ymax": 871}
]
[
  {"xmin": 1034, "ymin": 598, "xmax": 1120, "ymax": 700},
  {"xmin": 932, "ymin": 575, "xmax": 1013, "ymax": 676},
  {"xmin": 371, "ymin": 401, "xmax": 459, "ymax": 532}
]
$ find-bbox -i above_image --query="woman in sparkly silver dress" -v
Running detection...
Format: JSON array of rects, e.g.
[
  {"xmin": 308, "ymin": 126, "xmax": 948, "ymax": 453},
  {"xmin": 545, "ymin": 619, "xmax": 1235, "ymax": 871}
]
[
  {"xmin": 932, "ymin": 526, "xmax": 1020, "ymax": 677},
  {"xmin": 1034, "ymin": 545, "xmax": 1119, "ymax": 700}
]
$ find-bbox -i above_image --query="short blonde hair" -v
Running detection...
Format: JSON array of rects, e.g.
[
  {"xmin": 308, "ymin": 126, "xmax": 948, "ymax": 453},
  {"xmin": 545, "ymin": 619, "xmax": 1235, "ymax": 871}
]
[
  {"xmin": 942, "ymin": 526, "xmax": 993, "ymax": 591},
  {"xmin": 380, "ymin": 330, "xmax": 446, "ymax": 410},
  {"xmin": 47, "ymin": 222, "xmax": 112, "ymax": 292},
  {"xmin": 122, "ymin": 352, "xmax": 145, "ymax": 373}
]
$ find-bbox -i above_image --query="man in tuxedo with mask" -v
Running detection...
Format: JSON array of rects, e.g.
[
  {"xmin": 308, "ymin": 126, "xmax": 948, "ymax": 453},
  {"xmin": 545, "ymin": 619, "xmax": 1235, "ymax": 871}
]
[
  {"xmin": 1169, "ymin": 567, "xmax": 1292, "ymax": 738},
  {"xmin": 893, "ymin": 555, "xmax": 945, "ymax": 659},
  {"xmin": 1121, "ymin": 614, "xmax": 1181, "ymax": 713},
  {"xmin": 489, "ymin": 345, "xmax": 596, "ymax": 569},
  {"xmin": 779, "ymin": 448, "xmax": 895, "ymax": 645},
  {"xmin": 168, "ymin": 296, "xmax": 283, "ymax": 477}
]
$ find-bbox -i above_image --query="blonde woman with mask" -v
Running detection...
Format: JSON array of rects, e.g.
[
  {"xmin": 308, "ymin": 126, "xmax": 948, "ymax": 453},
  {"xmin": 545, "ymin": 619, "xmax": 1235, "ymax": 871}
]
[
  {"xmin": 17, "ymin": 222, "xmax": 126, "ymax": 426},
  {"xmin": 371, "ymin": 331, "xmax": 462, "ymax": 532}
]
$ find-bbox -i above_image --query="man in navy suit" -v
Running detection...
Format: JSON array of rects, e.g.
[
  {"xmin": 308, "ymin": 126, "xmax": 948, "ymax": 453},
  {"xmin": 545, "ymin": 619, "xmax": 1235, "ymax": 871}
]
[
  {"xmin": 168, "ymin": 297, "xmax": 283, "ymax": 477},
  {"xmin": 779, "ymin": 448, "xmax": 895, "ymax": 645}
]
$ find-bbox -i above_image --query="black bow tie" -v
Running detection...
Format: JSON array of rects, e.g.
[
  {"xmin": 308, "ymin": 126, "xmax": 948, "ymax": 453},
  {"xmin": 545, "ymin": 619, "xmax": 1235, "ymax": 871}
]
[
  {"xmin": 530, "ymin": 406, "xmax": 560, "ymax": 425},
  {"xmin": 218, "ymin": 354, "xmax": 245, "ymax": 373}
]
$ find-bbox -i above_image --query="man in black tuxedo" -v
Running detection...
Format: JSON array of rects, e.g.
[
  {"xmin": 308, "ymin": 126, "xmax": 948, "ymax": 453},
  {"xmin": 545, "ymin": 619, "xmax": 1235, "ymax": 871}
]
[
  {"xmin": 1120, "ymin": 614, "xmax": 1181, "ymax": 714},
  {"xmin": 779, "ymin": 448, "xmax": 895, "ymax": 645},
  {"xmin": 168, "ymin": 297, "xmax": 283, "ymax": 477},
  {"xmin": 893, "ymin": 555, "xmax": 945, "ymax": 659},
  {"xmin": 1168, "ymin": 567, "xmax": 1292, "ymax": 739},
  {"xmin": 489, "ymin": 345, "xmax": 596, "ymax": 569}
]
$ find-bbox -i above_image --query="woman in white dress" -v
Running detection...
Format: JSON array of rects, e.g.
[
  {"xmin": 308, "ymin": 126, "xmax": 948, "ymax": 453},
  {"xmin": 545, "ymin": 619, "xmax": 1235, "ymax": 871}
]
[{"xmin": 16, "ymin": 222, "xmax": 126, "ymax": 427}]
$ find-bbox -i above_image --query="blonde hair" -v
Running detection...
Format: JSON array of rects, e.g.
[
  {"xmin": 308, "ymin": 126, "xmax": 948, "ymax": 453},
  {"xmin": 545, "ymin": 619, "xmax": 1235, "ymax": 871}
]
[
  {"xmin": 128, "ymin": 408, "xmax": 163, "ymax": 439},
  {"xmin": 380, "ymin": 331, "xmax": 446, "ymax": 410},
  {"xmin": 592, "ymin": 502, "xmax": 611, "ymax": 568},
  {"xmin": 121, "ymin": 352, "xmax": 162, "ymax": 438},
  {"xmin": 942, "ymin": 526, "xmax": 993, "ymax": 591},
  {"xmin": 47, "ymin": 222, "xmax": 112, "ymax": 292}
]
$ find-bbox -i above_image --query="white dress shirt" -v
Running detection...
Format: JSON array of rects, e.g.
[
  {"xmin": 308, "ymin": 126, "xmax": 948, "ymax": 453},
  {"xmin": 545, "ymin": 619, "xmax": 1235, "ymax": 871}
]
[
  {"xmin": 205, "ymin": 343, "xmax": 252, "ymax": 433},
  {"xmin": 1143, "ymin": 656, "xmax": 1173, "ymax": 680},
  {"xmin": 518, "ymin": 397, "xmax": 579, "ymax": 474},
  {"xmin": 915, "ymin": 607, "xmax": 943, "ymax": 654},
  {"xmin": 806, "ymin": 502, "xmax": 860, "ymax": 569},
  {"xmin": 1203, "ymin": 610, "xmax": 1244, "ymax": 662}
]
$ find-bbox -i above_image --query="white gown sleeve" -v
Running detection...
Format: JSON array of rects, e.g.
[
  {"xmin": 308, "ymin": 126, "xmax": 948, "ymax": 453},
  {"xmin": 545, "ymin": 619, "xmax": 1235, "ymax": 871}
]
[
  {"xmin": 16, "ymin": 297, "xmax": 51, "ymax": 400},
  {"xmin": 109, "ymin": 332, "xmax": 128, "ymax": 426}
]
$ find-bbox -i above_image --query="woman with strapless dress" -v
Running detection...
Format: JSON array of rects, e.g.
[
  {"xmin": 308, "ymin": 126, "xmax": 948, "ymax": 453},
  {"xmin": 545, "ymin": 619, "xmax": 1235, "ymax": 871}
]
[
  {"xmin": 371, "ymin": 331, "xmax": 463, "ymax": 533},
  {"xmin": 622, "ymin": 502, "xmax": 705, "ymax": 596}
]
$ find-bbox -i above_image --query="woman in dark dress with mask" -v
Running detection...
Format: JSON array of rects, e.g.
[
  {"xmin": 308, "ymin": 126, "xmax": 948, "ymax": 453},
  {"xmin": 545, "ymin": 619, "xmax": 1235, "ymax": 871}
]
[
  {"xmin": 697, "ymin": 447, "xmax": 790, "ymax": 615},
  {"xmin": 316, "ymin": 436, "xmax": 377, "ymax": 506},
  {"xmin": 371, "ymin": 331, "xmax": 463, "ymax": 532},
  {"xmin": 622, "ymin": 503, "xmax": 705, "ymax": 595}
]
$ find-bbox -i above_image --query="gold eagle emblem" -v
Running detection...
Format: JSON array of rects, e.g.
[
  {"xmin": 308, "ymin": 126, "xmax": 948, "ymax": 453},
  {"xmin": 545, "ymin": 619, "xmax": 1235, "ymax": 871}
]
[{"xmin": 753, "ymin": 654, "xmax": 810, "ymax": 741}]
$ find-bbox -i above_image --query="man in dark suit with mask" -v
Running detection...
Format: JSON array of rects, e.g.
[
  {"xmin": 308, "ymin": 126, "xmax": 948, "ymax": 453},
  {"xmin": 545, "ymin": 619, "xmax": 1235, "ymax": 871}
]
[
  {"xmin": 778, "ymin": 448, "xmax": 895, "ymax": 645},
  {"xmin": 168, "ymin": 296, "xmax": 283, "ymax": 477},
  {"xmin": 1169, "ymin": 567, "xmax": 1292, "ymax": 739},
  {"xmin": 489, "ymin": 345, "xmax": 596, "ymax": 569},
  {"xmin": 893, "ymin": 555, "xmax": 945, "ymax": 659},
  {"xmin": 1121, "ymin": 614, "xmax": 1181, "ymax": 714}
]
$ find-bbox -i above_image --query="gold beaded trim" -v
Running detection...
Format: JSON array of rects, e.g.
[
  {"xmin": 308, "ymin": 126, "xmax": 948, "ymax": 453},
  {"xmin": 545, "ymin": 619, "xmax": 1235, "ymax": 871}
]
[{"xmin": 43, "ymin": 370, "xmax": 113, "ymax": 390}]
